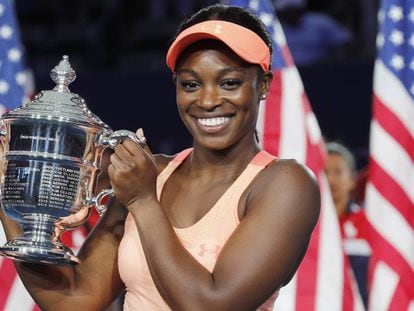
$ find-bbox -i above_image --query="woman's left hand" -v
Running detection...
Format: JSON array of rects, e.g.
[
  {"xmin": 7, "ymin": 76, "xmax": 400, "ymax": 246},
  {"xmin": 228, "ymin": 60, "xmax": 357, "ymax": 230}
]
[{"xmin": 107, "ymin": 129, "xmax": 158, "ymax": 209}]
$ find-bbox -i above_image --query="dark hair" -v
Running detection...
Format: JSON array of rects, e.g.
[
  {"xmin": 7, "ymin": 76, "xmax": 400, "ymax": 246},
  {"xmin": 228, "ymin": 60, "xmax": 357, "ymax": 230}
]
[{"xmin": 173, "ymin": 4, "xmax": 273, "ymax": 67}]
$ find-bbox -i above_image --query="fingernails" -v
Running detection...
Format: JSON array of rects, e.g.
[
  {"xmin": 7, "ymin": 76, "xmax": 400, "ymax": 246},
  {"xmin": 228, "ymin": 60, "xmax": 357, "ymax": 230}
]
[{"xmin": 136, "ymin": 128, "xmax": 144, "ymax": 138}]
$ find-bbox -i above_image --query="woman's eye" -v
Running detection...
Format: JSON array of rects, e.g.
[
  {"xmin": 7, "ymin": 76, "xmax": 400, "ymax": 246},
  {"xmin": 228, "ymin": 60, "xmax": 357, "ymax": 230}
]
[
  {"xmin": 181, "ymin": 81, "xmax": 200, "ymax": 90},
  {"xmin": 220, "ymin": 79, "xmax": 242, "ymax": 89}
]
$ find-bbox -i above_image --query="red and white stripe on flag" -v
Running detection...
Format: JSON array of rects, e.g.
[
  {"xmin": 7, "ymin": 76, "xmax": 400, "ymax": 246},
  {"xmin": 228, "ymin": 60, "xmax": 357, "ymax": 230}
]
[
  {"xmin": 250, "ymin": 3, "xmax": 364, "ymax": 309},
  {"xmin": 257, "ymin": 63, "xmax": 364, "ymax": 311},
  {"xmin": 365, "ymin": 1, "xmax": 414, "ymax": 307}
]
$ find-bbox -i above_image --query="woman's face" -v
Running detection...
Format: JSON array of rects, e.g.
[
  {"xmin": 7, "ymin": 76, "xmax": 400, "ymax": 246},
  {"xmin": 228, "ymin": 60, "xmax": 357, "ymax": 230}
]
[
  {"xmin": 174, "ymin": 41, "xmax": 271, "ymax": 151},
  {"xmin": 325, "ymin": 153, "xmax": 355, "ymax": 216}
]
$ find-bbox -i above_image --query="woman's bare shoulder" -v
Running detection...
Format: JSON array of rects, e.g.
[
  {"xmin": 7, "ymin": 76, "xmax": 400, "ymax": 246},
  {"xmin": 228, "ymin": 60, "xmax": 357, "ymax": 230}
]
[
  {"xmin": 265, "ymin": 157, "xmax": 318, "ymax": 187},
  {"xmin": 265, "ymin": 158, "xmax": 318, "ymax": 185},
  {"xmin": 249, "ymin": 158, "xmax": 320, "ymax": 221}
]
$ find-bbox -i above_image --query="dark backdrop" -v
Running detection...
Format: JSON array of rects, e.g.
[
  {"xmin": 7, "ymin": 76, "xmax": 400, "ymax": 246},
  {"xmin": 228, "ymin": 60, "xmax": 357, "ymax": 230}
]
[{"xmin": 16, "ymin": 0, "xmax": 375, "ymax": 170}]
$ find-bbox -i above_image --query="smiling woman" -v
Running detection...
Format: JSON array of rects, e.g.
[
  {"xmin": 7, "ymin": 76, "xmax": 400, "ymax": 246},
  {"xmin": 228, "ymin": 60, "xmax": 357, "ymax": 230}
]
[
  {"xmin": 1, "ymin": 4, "xmax": 320, "ymax": 311},
  {"xmin": 173, "ymin": 40, "xmax": 268, "ymax": 151}
]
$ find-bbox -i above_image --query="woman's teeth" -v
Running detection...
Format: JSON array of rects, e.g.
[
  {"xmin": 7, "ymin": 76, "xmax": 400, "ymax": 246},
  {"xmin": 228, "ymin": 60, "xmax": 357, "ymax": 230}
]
[{"xmin": 197, "ymin": 117, "xmax": 230, "ymax": 127}]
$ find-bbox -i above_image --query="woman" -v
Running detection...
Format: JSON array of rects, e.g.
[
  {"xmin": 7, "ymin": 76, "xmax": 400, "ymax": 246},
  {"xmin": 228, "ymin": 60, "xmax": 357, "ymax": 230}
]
[
  {"xmin": 0, "ymin": 4, "xmax": 320, "ymax": 310},
  {"xmin": 325, "ymin": 142, "xmax": 370, "ymax": 307}
]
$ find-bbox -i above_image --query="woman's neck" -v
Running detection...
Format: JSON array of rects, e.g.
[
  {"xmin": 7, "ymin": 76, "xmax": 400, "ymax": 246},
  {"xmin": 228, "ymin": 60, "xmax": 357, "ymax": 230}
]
[
  {"xmin": 184, "ymin": 142, "xmax": 260, "ymax": 178},
  {"xmin": 335, "ymin": 197, "xmax": 351, "ymax": 218}
]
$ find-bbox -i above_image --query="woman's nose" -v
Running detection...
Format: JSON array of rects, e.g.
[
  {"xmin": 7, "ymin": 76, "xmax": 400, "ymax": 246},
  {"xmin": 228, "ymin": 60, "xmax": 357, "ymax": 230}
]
[{"xmin": 198, "ymin": 86, "xmax": 220, "ymax": 110}]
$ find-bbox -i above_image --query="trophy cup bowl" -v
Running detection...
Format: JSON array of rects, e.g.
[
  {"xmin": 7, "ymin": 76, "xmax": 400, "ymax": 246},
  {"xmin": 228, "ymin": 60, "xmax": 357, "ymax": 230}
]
[{"xmin": 0, "ymin": 56, "xmax": 144, "ymax": 265}]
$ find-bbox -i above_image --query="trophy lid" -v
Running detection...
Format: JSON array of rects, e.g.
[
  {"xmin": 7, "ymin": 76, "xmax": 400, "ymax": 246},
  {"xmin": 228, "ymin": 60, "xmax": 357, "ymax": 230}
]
[{"xmin": 2, "ymin": 55, "xmax": 110, "ymax": 131}]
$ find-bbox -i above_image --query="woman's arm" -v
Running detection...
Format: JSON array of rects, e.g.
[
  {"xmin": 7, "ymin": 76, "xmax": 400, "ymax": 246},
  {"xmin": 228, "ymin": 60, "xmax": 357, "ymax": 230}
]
[{"xmin": 110, "ymin": 141, "xmax": 320, "ymax": 311}]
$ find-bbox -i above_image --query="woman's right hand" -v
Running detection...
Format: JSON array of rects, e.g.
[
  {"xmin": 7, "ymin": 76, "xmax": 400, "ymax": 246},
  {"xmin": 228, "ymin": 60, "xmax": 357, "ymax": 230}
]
[{"xmin": 108, "ymin": 128, "xmax": 159, "ymax": 209}]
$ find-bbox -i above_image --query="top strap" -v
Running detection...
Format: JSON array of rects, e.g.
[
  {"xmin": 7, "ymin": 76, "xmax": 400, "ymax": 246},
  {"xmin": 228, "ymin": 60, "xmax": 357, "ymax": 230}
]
[{"xmin": 250, "ymin": 150, "xmax": 276, "ymax": 167}]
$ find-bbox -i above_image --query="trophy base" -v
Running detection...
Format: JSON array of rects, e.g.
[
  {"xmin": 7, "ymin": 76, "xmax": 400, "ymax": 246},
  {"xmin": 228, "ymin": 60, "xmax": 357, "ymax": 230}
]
[{"xmin": 0, "ymin": 238, "xmax": 80, "ymax": 265}]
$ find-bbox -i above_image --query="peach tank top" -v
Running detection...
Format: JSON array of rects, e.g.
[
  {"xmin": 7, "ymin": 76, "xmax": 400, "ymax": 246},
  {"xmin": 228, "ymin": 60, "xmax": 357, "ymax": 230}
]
[{"xmin": 118, "ymin": 149, "xmax": 278, "ymax": 310}]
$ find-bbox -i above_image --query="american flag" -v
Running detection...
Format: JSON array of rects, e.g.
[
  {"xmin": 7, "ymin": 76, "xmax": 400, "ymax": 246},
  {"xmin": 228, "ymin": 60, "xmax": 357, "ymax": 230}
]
[
  {"xmin": 0, "ymin": 0, "xmax": 31, "ymax": 113},
  {"xmin": 223, "ymin": 0, "xmax": 364, "ymax": 309},
  {"xmin": 365, "ymin": 0, "xmax": 414, "ymax": 310}
]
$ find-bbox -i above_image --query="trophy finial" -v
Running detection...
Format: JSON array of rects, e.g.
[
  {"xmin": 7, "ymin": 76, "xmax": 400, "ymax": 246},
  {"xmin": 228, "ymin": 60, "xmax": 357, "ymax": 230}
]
[{"xmin": 51, "ymin": 55, "xmax": 76, "ymax": 93}]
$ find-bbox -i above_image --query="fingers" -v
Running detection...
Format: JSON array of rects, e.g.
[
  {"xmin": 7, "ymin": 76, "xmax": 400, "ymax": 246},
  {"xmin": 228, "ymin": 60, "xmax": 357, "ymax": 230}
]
[
  {"xmin": 136, "ymin": 128, "xmax": 153, "ymax": 155},
  {"xmin": 109, "ymin": 152, "xmax": 123, "ymax": 169},
  {"xmin": 109, "ymin": 128, "xmax": 153, "ymax": 173},
  {"xmin": 111, "ymin": 128, "xmax": 150, "ymax": 157},
  {"xmin": 115, "ymin": 141, "xmax": 135, "ymax": 158},
  {"xmin": 136, "ymin": 128, "xmax": 144, "ymax": 140},
  {"xmin": 109, "ymin": 136, "xmax": 146, "ymax": 169}
]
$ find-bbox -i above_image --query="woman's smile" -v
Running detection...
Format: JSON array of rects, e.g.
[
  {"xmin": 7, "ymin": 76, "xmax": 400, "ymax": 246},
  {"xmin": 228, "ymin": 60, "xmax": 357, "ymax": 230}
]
[{"xmin": 195, "ymin": 116, "xmax": 233, "ymax": 133}]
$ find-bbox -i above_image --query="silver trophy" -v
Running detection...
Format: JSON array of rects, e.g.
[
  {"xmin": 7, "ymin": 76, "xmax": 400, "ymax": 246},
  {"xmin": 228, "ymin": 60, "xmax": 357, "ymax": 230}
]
[{"xmin": 0, "ymin": 55, "xmax": 144, "ymax": 265}]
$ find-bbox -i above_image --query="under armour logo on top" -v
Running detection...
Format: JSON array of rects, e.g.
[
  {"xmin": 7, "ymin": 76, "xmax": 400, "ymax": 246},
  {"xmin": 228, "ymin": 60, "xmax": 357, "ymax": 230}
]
[{"xmin": 198, "ymin": 243, "xmax": 222, "ymax": 258}]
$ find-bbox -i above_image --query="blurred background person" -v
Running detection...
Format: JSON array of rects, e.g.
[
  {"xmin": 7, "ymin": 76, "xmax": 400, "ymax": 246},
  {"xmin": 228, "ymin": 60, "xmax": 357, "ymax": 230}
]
[{"xmin": 325, "ymin": 141, "xmax": 371, "ymax": 308}]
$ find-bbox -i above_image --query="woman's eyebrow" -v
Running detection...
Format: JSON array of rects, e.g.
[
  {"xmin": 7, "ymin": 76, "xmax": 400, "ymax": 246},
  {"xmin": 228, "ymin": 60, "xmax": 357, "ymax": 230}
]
[
  {"xmin": 176, "ymin": 67, "xmax": 246, "ymax": 80},
  {"xmin": 176, "ymin": 68, "xmax": 197, "ymax": 76},
  {"xmin": 219, "ymin": 67, "xmax": 246, "ymax": 75}
]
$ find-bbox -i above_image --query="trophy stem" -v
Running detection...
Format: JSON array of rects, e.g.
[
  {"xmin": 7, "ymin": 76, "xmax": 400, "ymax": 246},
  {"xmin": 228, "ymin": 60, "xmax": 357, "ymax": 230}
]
[{"xmin": 0, "ymin": 214, "xmax": 80, "ymax": 265}]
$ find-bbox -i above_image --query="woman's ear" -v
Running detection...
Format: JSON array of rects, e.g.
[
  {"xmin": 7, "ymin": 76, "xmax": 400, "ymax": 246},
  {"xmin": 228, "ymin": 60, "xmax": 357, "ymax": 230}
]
[{"xmin": 259, "ymin": 71, "xmax": 273, "ymax": 100}]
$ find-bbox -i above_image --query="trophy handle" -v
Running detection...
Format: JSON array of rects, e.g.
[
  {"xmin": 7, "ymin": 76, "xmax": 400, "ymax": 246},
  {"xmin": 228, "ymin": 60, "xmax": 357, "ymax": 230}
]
[
  {"xmin": 89, "ymin": 188, "xmax": 114, "ymax": 216},
  {"xmin": 97, "ymin": 129, "xmax": 146, "ymax": 150},
  {"xmin": 93, "ymin": 129, "xmax": 147, "ymax": 216}
]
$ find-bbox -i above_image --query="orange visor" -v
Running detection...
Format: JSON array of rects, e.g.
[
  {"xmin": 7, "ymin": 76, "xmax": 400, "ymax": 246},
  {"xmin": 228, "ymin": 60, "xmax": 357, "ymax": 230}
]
[{"xmin": 166, "ymin": 20, "xmax": 271, "ymax": 72}]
